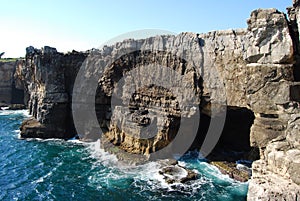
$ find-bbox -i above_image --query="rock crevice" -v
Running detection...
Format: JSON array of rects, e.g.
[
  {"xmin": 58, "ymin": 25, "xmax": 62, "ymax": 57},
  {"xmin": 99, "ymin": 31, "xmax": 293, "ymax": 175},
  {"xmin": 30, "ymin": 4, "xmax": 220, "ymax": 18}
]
[{"xmin": 15, "ymin": 3, "xmax": 300, "ymax": 200}]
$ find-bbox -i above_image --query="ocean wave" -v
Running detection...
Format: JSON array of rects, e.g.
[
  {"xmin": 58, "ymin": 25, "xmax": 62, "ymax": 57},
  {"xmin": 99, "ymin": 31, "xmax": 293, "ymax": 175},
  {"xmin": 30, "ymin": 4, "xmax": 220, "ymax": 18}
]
[
  {"xmin": 32, "ymin": 162, "xmax": 63, "ymax": 184},
  {"xmin": 0, "ymin": 110, "xmax": 248, "ymax": 200},
  {"xmin": 0, "ymin": 109, "xmax": 30, "ymax": 117},
  {"xmin": 84, "ymin": 141, "xmax": 248, "ymax": 199},
  {"xmin": 86, "ymin": 140, "xmax": 119, "ymax": 167}
]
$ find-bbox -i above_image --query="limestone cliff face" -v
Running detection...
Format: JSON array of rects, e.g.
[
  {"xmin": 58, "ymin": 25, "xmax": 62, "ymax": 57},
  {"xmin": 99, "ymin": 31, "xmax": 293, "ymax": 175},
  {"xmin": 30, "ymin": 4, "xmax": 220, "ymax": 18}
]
[
  {"xmin": 18, "ymin": 46, "xmax": 87, "ymax": 138},
  {"xmin": 246, "ymin": 3, "xmax": 300, "ymax": 201},
  {"xmin": 17, "ymin": 3, "xmax": 300, "ymax": 200}
]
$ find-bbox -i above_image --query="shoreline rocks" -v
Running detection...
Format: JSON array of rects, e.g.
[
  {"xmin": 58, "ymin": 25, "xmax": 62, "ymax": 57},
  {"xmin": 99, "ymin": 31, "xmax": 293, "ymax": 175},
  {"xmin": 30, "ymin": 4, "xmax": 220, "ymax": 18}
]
[
  {"xmin": 210, "ymin": 161, "xmax": 251, "ymax": 182},
  {"xmin": 20, "ymin": 117, "xmax": 45, "ymax": 139},
  {"xmin": 158, "ymin": 160, "xmax": 198, "ymax": 184},
  {"xmin": 13, "ymin": 1, "xmax": 300, "ymax": 200},
  {"xmin": 7, "ymin": 104, "xmax": 26, "ymax": 110}
]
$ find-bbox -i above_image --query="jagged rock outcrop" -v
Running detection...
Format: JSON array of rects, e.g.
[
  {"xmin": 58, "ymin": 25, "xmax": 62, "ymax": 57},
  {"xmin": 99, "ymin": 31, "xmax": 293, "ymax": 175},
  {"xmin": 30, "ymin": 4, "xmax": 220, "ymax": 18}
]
[
  {"xmin": 17, "ymin": 2, "xmax": 300, "ymax": 200},
  {"xmin": 18, "ymin": 46, "xmax": 87, "ymax": 138},
  {"xmin": 245, "ymin": 8, "xmax": 294, "ymax": 64},
  {"xmin": 247, "ymin": 3, "xmax": 300, "ymax": 201},
  {"xmin": 158, "ymin": 159, "xmax": 198, "ymax": 184}
]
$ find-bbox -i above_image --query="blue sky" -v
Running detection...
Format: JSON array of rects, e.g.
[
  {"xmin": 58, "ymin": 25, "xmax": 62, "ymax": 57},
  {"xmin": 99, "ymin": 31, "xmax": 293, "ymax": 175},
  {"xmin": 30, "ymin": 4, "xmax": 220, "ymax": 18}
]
[{"xmin": 0, "ymin": 0, "xmax": 292, "ymax": 57}]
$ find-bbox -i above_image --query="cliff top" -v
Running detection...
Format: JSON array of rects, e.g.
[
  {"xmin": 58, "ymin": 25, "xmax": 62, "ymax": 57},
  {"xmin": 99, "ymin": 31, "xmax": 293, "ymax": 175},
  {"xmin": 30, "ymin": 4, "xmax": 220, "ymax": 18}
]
[{"xmin": 0, "ymin": 58, "xmax": 23, "ymax": 63}]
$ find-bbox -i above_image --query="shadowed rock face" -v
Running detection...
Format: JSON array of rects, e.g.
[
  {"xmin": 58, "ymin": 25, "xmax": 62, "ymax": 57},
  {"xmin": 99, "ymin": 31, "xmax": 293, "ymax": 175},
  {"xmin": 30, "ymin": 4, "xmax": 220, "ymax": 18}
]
[
  {"xmin": 0, "ymin": 62, "xmax": 16, "ymax": 104},
  {"xmin": 18, "ymin": 46, "xmax": 88, "ymax": 139},
  {"xmin": 16, "ymin": 3, "xmax": 300, "ymax": 200},
  {"xmin": 0, "ymin": 61, "xmax": 25, "ymax": 105}
]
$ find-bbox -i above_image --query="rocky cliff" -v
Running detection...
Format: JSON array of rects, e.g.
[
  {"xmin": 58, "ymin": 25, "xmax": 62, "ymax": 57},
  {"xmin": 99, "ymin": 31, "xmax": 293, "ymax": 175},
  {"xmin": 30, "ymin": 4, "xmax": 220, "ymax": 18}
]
[
  {"xmin": 17, "ymin": 1, "xmax": 300, "ymax": 200},
  {"xmin": 0, "ymin": 60, "xmax": 25, "ymax": 105},
  {"xmin": 17, "ymin": 46, "xmax": 87, "ymax": 138}
]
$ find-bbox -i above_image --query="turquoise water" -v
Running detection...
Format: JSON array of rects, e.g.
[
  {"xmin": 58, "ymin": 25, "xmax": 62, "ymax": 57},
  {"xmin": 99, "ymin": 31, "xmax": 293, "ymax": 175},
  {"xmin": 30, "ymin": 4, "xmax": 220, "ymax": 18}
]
[{"xmin": 0, "ymin": 110, "xmax": 248, "ymax": 201}]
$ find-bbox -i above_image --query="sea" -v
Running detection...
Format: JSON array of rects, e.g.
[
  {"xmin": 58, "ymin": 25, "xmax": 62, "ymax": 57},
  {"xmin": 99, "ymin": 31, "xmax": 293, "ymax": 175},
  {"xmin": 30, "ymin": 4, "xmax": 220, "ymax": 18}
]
[{"xmin": 0, "ymin": 109, "xmax": 248, "ymax": 201}]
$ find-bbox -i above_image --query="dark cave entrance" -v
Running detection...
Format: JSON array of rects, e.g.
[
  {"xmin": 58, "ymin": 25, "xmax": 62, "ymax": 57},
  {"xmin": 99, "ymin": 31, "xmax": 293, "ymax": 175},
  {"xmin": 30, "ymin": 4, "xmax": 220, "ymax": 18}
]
[{"xmin": 192, "ymin": 106, "xmax": 259, "ymax": 162}]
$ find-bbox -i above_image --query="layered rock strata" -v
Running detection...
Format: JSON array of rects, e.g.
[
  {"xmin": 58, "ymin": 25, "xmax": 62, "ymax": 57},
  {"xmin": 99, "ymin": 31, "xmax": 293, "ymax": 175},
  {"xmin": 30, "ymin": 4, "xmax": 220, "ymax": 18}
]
[{"xmin": 17, "ymin": 2, "xmax": 300, "ymax": 200}]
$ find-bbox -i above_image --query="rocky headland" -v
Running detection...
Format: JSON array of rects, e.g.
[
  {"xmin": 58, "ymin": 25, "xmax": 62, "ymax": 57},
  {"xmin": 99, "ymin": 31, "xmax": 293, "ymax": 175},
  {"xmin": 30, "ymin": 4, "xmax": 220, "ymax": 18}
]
[{"xmin": 1, "ymin": 0, "xmax": 299, "ymax": 200}]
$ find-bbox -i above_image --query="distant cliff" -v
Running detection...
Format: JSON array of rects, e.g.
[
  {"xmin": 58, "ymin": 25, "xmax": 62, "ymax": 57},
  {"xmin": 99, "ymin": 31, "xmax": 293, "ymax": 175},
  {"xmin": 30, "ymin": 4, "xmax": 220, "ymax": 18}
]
[
  {"xmin": 0, "ymin": 60, "xmax": 25, "ymax": 105},
  {"xmin": 15, "ymin": 1, "xmax": 300, "ymax": 200}
]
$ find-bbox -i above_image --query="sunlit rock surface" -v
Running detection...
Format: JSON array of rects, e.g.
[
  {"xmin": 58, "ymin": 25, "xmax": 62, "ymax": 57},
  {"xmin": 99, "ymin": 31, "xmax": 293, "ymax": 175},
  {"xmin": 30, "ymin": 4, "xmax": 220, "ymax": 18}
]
[{"xmin": 15, "ymin": 2, "xmax": 300, "ymax": 200}]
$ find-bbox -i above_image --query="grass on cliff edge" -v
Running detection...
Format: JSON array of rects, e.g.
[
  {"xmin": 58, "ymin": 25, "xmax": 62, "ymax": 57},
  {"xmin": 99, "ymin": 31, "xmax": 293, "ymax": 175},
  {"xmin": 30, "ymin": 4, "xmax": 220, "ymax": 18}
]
[{"xmin": 0, "ymin": 58, "xmax": 23, "ymax": 62}]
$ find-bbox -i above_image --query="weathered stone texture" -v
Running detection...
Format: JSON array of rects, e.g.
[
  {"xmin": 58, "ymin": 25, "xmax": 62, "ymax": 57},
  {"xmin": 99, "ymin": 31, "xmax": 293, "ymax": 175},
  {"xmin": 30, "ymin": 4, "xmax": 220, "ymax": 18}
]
[
  {"xmin": 16, "ymin": 3, "xmax": 300, "ymax": 201},
  {"xmin": 248, "ymin": 160, "xmax": 300, "ymax": 201},
  {"xmin": 245, "ymin": 9, "xmax": 294, "ymax": 64},
  {"xmin": 19, "ymin": 46, "xmax": 87, "ymax": 139}
]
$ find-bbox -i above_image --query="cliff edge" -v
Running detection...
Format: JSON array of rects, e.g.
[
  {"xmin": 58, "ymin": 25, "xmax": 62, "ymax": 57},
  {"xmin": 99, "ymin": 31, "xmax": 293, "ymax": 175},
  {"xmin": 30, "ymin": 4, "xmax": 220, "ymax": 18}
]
[{"xmin": 16, "ymin": 1, "xmax": 300, "ymax": 200}]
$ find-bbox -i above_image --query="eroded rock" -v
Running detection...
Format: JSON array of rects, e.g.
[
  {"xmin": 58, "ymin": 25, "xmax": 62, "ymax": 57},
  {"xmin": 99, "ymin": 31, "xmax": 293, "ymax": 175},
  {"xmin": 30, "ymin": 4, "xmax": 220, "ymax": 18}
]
[
  {"xmin": 15, "ymin": 3, "xmax": 300, "ymax": 200},
  {"xmin": 245, "ymin": 9, "xmax": 294, "ymax": 64},
  {"xmin": 158, "ymin": 160, "xmax": 198, "ymax": 184},
  {"xmin": 18, "ymin": 48, "xmax": 88, "ymax": 139},
  {"xmin": 210, "ymin": 161, "xmax": 251, "ymax": 182}
]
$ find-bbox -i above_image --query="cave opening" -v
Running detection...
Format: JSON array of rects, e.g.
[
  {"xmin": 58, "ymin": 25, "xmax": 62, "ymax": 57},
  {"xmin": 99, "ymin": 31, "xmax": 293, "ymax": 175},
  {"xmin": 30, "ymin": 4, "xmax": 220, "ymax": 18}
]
[{"xmin": 192, "ymin": 106, "xmax": 259, "ymax": 163}]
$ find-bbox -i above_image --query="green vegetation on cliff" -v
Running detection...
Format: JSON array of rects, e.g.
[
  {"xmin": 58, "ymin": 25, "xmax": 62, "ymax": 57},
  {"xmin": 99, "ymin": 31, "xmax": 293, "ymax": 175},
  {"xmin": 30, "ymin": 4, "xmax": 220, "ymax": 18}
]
[{"xmin": 0, "ymin": 58, "xmax": 23, "ymax": 63}]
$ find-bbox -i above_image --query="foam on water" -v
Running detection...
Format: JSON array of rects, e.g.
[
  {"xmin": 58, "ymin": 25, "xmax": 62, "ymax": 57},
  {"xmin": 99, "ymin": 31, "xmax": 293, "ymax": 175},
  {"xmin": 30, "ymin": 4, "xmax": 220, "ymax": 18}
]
[
  {"xmin": 0, "ymin": 110, "xmax": 249, "ymax": 201},
  {"xmin": 83, "ymin": 140, "xmax": 249, "ymax": 200},
  {"xmin": 32, "ymin": 161, "xmax": 63, "ymax": 184},
  {"xmin": 0, "ymin": 109, "xmax": 30, "ymax": 117},
  {"xmin": 86, "ymin": 139, "xmax": 119, "ymax": 167}
]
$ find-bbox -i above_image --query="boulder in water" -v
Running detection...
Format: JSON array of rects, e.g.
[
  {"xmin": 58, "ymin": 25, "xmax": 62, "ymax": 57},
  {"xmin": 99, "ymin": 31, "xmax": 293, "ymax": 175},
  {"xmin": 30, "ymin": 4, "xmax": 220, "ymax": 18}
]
[{"xmin": 158, "ymin": 159, "xmax": 198, "ymax": 184}]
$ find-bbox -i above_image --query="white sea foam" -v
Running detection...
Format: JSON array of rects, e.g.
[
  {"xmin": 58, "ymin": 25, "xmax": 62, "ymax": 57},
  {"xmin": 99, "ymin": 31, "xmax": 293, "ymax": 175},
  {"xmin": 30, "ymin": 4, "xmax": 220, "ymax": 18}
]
[
  {"xmin": 0, "ymin": 109, "xmax": 30, "ymax": 117},
  {"xmin": 35, "ymin": 171, "xmax": 52, "ymax": 183},
  {"xmin": 66, "ymin": 139, "xmax": 87, "ymax": 144},
  {"xmin": 236, "ymin": 164, "xmax": 252, "ymax": 175},
  {"xmin": 32, "ymin": 162, "xmax": 62, "ymax": 184},
  {"xmin": 84, "ymin": 139, "xmax": 248, "ymax": 196},
  {"xmin": 87, "ymin": 139, "xmax": 118, "ymax": 167},
  {"xmin": 199, "ymin": 161, "xmax": 234, "ymax": 182},
  {"xmin": 23, "ymin": 138, "xmax": 61, "ymax": 142}
]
